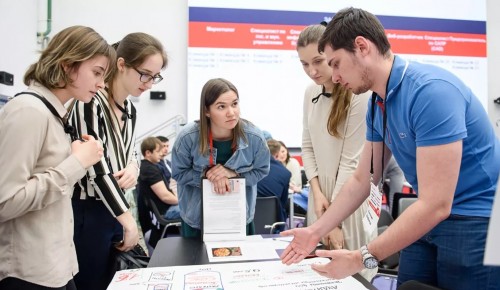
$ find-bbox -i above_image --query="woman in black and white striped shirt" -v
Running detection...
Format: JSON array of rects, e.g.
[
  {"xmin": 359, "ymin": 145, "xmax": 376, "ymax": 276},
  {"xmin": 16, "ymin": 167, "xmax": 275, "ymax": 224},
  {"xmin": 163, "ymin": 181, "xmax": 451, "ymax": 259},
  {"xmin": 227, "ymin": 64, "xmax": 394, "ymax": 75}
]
[{"xmin": 69, "ymin": 32, "xmax": 168, "ymax": 290}]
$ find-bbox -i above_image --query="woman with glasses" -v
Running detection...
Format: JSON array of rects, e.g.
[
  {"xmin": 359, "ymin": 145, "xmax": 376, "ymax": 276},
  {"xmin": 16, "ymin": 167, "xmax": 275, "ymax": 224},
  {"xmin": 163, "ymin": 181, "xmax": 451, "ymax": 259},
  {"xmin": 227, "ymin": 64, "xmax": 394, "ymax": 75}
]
[{"xmin": 69, "ymin": 32, "xmax": 167, "ymax": 290}]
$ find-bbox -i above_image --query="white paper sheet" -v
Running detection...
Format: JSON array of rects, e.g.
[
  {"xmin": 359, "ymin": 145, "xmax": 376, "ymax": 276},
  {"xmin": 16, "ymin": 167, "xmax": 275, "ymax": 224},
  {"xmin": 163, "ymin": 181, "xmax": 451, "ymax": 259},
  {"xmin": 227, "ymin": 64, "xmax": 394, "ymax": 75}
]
[
  {"xmin": 202, "ymin": 178, "xmax": 246, "ymax": 242},
  {"xmin": 485, "ymin": 177, "xmax": 500, "ymax": 265},
  {"xmin": 107, "ymin": 258, "xmax": 369, "ymax": 290}
]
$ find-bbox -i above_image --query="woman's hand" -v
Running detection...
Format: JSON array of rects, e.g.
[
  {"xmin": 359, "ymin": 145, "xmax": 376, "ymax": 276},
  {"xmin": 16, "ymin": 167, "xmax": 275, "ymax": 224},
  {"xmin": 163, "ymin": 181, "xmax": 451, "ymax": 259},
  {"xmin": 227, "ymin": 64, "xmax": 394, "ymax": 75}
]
[
  {"xmin": 115, "ymin": 211, "xmax": 139, "ymax": 252},
  {"xmin": 324, "ymin": 226, "xmax": 344, "ymax": 250},
  {"xmin": 312, "ymin": 188, "xmax": 330, "ymax": 219},
  {"xmin": 205, "ymin": 165, "xmax": 237, "ymax": 194},
  {"xmin": 114, "ymin": 163, "xmax": 139, "ymax": 190},
  {"xmin": 71, "ymin": 135, "xmax": 103, "ymax": 168}
]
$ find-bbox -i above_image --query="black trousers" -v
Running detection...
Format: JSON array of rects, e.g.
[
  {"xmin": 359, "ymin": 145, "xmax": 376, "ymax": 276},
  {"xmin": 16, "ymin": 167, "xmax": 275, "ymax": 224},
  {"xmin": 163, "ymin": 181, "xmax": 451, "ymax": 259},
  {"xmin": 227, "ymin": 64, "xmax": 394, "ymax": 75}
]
[
  {"xmin": 72, "ymin": 199, "xmax": 123, "ymax": 290},
  {"xmin": 0, "ymin": 277, "xmax": 76, "ymax": 290}
]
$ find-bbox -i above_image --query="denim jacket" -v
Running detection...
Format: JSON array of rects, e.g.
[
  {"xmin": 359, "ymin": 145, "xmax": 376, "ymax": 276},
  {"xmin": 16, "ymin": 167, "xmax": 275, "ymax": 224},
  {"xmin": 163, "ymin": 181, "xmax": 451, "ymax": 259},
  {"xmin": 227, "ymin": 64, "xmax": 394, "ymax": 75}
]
[{"xmin": 171, "ymin": 121, "xmax": 270, "ymax": 229}]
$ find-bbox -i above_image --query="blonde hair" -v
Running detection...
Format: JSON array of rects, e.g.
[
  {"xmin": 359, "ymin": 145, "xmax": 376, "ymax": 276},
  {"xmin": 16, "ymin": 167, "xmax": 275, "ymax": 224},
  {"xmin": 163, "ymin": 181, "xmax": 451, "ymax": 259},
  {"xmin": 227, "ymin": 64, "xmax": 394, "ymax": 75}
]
[
  {"xmin": 198, "ymin": 78, "xmax": 248, "ymax": 155},
  {"xmin": 297, "ymin": 24, "xmax": 353, "ymax": 138},
  {"xmin": 24, "ymin": 25, "xmax": 115, "ymax": 88}
]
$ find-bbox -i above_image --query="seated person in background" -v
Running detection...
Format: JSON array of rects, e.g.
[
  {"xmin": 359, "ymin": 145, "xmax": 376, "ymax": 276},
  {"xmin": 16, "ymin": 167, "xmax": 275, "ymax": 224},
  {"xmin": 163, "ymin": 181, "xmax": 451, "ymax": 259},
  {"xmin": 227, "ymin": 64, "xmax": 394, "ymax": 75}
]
[
  {"xmin": 257, "ymin": 139, "xmax": 292, "ymax": 224},
  {"xmin": 156, "ymin": 135, "xmax": 177, "ymax": 194},
  {"xmin": 278, "ymin": 141, "xmax": 302, "ymax": 193},
  {"xmin": 138, "ymin": 137, "xmax": 180, "ymax": 221}
]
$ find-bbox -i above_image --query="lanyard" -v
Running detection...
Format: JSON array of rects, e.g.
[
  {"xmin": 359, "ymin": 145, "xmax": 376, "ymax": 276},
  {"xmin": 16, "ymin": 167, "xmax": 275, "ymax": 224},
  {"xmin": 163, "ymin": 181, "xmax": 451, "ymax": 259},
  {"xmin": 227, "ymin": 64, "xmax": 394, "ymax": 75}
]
[{"xmin": 370, "ymin": 93, "xmax": 387, "ymax": 185}]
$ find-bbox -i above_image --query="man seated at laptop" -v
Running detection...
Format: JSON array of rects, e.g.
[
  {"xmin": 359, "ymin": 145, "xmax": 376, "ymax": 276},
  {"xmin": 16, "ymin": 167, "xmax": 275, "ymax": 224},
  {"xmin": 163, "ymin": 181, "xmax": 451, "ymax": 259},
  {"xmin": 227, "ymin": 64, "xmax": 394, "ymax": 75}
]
[{"xmin": 257, "ymin": 139, "xmax": 292, "ymax": 227}]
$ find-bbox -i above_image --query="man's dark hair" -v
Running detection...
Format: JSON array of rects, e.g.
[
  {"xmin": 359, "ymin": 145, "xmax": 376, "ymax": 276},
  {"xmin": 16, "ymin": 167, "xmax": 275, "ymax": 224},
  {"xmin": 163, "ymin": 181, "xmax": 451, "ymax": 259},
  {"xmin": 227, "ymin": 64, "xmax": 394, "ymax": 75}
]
[
  {"xmin": 318, "ymin": 7, "xmax": 391, "ymax": 57},
  {"xmin": 156, "ymin": 135, "xmax": 169, "ymax": 143}
]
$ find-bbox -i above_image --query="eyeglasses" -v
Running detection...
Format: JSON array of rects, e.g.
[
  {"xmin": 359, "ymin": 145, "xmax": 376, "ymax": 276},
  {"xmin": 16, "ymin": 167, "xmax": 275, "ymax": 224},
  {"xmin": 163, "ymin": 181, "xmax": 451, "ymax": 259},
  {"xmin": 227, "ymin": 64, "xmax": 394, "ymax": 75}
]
[{"xmin": 128, "ymin": 65, "xmax": 163, "ymax": 84}]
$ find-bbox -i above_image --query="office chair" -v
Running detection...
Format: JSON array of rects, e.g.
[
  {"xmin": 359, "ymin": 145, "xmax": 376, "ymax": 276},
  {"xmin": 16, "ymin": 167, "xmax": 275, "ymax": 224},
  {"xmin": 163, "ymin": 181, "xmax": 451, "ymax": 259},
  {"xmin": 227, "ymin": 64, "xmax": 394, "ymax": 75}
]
[
  {"xmin": 142, "ymin": 195, "xmax": 181, "ymax": 239},
  {"xmin": 392, "ymin": 192, "xmax": 417, "ymax": 219},
  {"xmin": 377, "ymin": 209, "xmax": 399, "ymax": 273},
  {"xmin": 378, "ymin": 208, "xmax": 394, "ymax": 228},
  {"xmin": 398, "ymin": 197, "xmax": 418, "ymax": 217},
  {"xmin": 254, "ymin": 196, "xmax": 286, "ymax": 234}
]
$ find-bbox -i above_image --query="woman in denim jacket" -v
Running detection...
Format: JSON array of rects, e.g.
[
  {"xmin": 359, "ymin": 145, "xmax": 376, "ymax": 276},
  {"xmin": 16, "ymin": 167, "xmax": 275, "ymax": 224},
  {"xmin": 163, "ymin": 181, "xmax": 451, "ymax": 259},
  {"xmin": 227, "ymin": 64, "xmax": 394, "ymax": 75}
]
[{"xmin": 172, "ymin": 78, "xmax": 270, "ymax": 238}]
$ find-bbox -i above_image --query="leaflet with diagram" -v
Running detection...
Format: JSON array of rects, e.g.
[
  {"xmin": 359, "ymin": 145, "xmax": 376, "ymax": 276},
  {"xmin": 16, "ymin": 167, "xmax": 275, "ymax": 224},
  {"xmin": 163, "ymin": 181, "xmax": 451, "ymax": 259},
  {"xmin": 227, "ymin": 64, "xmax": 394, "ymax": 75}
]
[
  {"xmin": 107, "ymin": 257, "xmax": 369, "ymax": 290},
  {"xmin": 202, "ymin": 178, "xmax": 246, "ymax": 242}
]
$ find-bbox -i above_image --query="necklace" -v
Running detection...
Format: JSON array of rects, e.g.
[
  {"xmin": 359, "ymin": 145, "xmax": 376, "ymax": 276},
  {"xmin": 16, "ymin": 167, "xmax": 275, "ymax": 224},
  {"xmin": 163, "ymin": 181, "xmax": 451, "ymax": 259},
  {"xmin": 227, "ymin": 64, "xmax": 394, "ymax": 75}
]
[{"xmin": 114, "ymin": 100, "xmax": 132, "ymax": 121}]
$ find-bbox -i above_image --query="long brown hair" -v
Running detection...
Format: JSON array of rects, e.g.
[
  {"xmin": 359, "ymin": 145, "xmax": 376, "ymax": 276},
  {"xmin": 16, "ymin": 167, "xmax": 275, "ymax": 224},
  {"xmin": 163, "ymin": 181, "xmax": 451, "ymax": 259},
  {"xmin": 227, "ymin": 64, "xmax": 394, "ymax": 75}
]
[
  {"xmin": 107, "ymin": 32, "xmax": 168, "ymax": 102},
  {"xmin": 297, "ymin": 24, "xmax": 353, "ymax": 138},
  {"xmin": 24, "ymin": 25, "xmax": 115, "ymax": 88},
  {"xmin": 198, "ymin": 78, "xmax": 247, "ymax": 155}
]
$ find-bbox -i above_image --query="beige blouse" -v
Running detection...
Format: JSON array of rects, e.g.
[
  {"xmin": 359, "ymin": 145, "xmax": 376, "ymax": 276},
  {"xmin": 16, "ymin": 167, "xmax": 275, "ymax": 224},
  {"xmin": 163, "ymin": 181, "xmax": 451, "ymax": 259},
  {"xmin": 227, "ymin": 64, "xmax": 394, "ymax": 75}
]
[
  {"xmin": 0, "ymin": 82, "xmax": 86, "ymax": 287},
  {"xmin": 301, "ymin": 83, "xmax": 377, "ymax": 281}
]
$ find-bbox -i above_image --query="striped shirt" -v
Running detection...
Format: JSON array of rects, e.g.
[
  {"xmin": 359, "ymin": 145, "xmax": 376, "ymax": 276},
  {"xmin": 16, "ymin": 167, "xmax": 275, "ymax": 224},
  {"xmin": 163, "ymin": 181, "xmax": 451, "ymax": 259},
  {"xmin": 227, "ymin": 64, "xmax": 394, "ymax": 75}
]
[{"xmin": 69, "ymin": 89, "xmax": 138, "ymax": 216}]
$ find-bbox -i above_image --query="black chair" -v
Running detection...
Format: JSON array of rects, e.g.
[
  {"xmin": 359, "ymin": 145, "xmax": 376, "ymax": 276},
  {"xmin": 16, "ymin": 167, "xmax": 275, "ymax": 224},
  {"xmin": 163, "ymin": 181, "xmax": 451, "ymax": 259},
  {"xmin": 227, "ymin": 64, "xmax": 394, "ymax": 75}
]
[
  {"xmin": 378, "ymin": 208, "xmax": 394, "ymax": 228},
  {"xmin": 143, "ymin": 195, "xmax": 181, "ymax": 239},
  {"xmin": 377, "ymin": 209, "xmax": 399, "ymax": 272},
  {"xmin": 254, "ymin": 196, "xmax": 286, "ymax": 234},
  {"xmin": 301, "ymin": 169, "xmax": 308, "ymax": 188},
  {"xmin": 392, "ymin": 192, "xmax": 418, "ymax": 219},
  {"xmin": 137, "ymin": 189, "xmax": 181, "ymax": 248}
]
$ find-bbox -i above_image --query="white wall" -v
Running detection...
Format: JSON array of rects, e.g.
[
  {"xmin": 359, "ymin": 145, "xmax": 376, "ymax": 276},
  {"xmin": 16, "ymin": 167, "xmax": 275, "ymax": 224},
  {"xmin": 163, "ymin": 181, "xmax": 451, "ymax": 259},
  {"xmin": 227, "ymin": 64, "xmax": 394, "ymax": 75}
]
[
  {"xmin": 1, "ymin": 0, "xmax": 499, "ymax": 138},
  {"xmin": 0, "ymin": 0, "xmax": 188, "ymax": 138},
  {"xmin": 487, "ymin": 0, "xmax": 500, "ymax": 136}
]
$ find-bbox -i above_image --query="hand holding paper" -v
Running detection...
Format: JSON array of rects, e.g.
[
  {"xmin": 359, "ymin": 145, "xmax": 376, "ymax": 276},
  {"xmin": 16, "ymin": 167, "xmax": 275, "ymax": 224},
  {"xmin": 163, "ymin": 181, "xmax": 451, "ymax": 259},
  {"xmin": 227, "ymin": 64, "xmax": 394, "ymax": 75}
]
[{"xmin": 205, "ymin": 165, "xmax": 238, "ymax": 194}]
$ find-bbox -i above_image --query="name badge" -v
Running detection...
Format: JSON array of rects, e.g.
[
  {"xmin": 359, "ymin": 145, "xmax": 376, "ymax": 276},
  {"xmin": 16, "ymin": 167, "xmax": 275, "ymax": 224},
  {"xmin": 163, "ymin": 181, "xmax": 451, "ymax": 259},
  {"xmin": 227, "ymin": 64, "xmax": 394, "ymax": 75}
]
[{"xmin": 362, "ymin": 182, "xmax": 382, "ymax": 234}]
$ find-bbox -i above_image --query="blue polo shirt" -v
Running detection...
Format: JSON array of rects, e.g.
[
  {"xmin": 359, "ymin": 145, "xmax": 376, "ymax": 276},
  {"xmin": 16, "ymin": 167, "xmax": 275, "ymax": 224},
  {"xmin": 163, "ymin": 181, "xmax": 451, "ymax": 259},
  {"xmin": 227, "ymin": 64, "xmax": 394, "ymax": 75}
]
[{"xmin": 367, "ymin": 55, "xmax": 500, "ymax": 217}]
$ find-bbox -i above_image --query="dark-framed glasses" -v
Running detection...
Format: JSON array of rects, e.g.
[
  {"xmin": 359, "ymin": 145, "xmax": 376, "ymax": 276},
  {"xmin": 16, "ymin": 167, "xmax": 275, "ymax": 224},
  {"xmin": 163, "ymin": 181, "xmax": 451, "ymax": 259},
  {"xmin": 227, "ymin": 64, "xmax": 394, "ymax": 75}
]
[{"xmin": 128, "ymin": 65, "xmax": 163, "ymax": 84}]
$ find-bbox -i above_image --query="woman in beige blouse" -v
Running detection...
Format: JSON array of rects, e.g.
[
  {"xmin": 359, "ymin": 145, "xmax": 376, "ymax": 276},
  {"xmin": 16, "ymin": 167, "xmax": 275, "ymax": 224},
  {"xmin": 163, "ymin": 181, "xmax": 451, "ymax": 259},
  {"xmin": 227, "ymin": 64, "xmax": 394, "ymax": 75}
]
[
  {"xmin": 0, "ymin": 26, "xmax": 111, "ymax": 289},
  {"xmin": 297, "ymin": 24, "xmax": 377, "ymax": 281}
]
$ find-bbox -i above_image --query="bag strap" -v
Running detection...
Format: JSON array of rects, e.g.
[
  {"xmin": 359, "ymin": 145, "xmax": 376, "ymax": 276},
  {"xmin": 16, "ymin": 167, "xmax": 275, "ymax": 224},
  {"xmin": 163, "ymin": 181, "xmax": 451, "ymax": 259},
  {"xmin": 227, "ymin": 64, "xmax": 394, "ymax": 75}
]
[{"xmin": 14, "ymin": 91, "xmax": 81, "ymax": 142}]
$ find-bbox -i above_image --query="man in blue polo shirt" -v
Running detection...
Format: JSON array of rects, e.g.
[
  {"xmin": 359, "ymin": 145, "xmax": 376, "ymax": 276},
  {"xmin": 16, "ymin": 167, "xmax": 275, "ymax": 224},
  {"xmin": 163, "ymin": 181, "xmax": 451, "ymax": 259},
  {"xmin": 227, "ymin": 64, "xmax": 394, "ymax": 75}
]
[{"xmin": 280, "ymin": 7, "xmax": 500, "ymax": 290}]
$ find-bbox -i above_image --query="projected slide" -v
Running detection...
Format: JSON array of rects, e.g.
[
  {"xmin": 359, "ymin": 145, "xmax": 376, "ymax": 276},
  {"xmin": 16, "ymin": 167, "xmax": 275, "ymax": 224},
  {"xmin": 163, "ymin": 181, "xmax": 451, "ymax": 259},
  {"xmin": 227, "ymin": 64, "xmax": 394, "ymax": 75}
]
[{"xmin": 188, "ymin": 0, "xmax": 486, "ymax": 148}]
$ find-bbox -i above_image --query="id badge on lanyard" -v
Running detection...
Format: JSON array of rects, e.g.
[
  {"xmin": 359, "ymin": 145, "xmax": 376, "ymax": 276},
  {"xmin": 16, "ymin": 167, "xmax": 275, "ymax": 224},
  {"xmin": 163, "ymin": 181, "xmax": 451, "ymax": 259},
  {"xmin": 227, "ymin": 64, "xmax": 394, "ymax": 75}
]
[{"xmin": 363, "ymin": 182, "xmax": 383, "ymax": 234}]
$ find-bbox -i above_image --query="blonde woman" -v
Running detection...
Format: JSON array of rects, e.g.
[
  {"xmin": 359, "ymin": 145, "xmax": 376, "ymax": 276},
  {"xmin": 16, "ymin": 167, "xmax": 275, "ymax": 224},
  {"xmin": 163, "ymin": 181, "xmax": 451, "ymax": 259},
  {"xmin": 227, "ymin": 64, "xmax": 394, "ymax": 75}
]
[{"xmin": 296, "ymin": 24, "xmax": 376, "ymax": 281}]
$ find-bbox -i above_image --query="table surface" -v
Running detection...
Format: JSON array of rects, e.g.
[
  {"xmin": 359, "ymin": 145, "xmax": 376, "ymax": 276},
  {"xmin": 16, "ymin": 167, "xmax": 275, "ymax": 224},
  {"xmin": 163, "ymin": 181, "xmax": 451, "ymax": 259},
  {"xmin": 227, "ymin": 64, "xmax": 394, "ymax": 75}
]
[{"xmin": 148, "ymin": 236, "xmax": 376, "ymax": 290}]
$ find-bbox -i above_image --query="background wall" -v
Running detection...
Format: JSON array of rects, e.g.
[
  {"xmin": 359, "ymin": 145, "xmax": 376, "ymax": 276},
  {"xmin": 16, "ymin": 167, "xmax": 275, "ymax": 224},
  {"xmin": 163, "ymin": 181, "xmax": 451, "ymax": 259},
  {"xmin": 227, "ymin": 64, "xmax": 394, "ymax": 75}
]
[
  {"xmin": 487, "ymin": 0, "xmax": 500, "ymax": 136},
  {"xmin": 0, "ymin": 0, "xmax": 499, "ymax": 141},
  {"xmin": 0, "ymin": 0, "xmax": 188, "ymax": 140}
]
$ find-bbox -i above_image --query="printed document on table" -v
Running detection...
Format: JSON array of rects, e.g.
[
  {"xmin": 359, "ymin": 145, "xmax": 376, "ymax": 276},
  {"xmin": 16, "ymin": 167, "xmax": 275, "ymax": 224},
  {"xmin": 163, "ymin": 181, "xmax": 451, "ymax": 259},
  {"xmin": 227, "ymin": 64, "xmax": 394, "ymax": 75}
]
[
  {"xmin": 202, "ymin": 178, "xmax": 246, "ymax": 242},
  {"xmin": 108, "ymin": 257, "xmax": 369, "ymax": 290},
  {"xmin": 205, "ymin": 235, "xmax": 279, "ymax": 262}
]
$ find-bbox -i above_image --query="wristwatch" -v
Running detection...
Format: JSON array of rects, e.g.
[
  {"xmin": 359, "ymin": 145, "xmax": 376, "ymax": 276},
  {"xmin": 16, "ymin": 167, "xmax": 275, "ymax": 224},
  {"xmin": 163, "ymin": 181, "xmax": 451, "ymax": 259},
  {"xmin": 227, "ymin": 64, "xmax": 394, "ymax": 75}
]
[{"xmin": 360, "ymin": 245, "xmax": 379, "ymax": 269}]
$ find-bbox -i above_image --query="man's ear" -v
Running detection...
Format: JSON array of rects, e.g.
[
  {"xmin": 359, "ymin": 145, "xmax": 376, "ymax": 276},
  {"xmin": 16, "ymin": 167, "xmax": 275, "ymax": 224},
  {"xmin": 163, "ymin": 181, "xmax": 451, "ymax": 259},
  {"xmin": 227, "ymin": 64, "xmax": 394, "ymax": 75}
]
[{"xmin": 354, "ymin": 36, "xmax": 370, "ymax": 56}]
